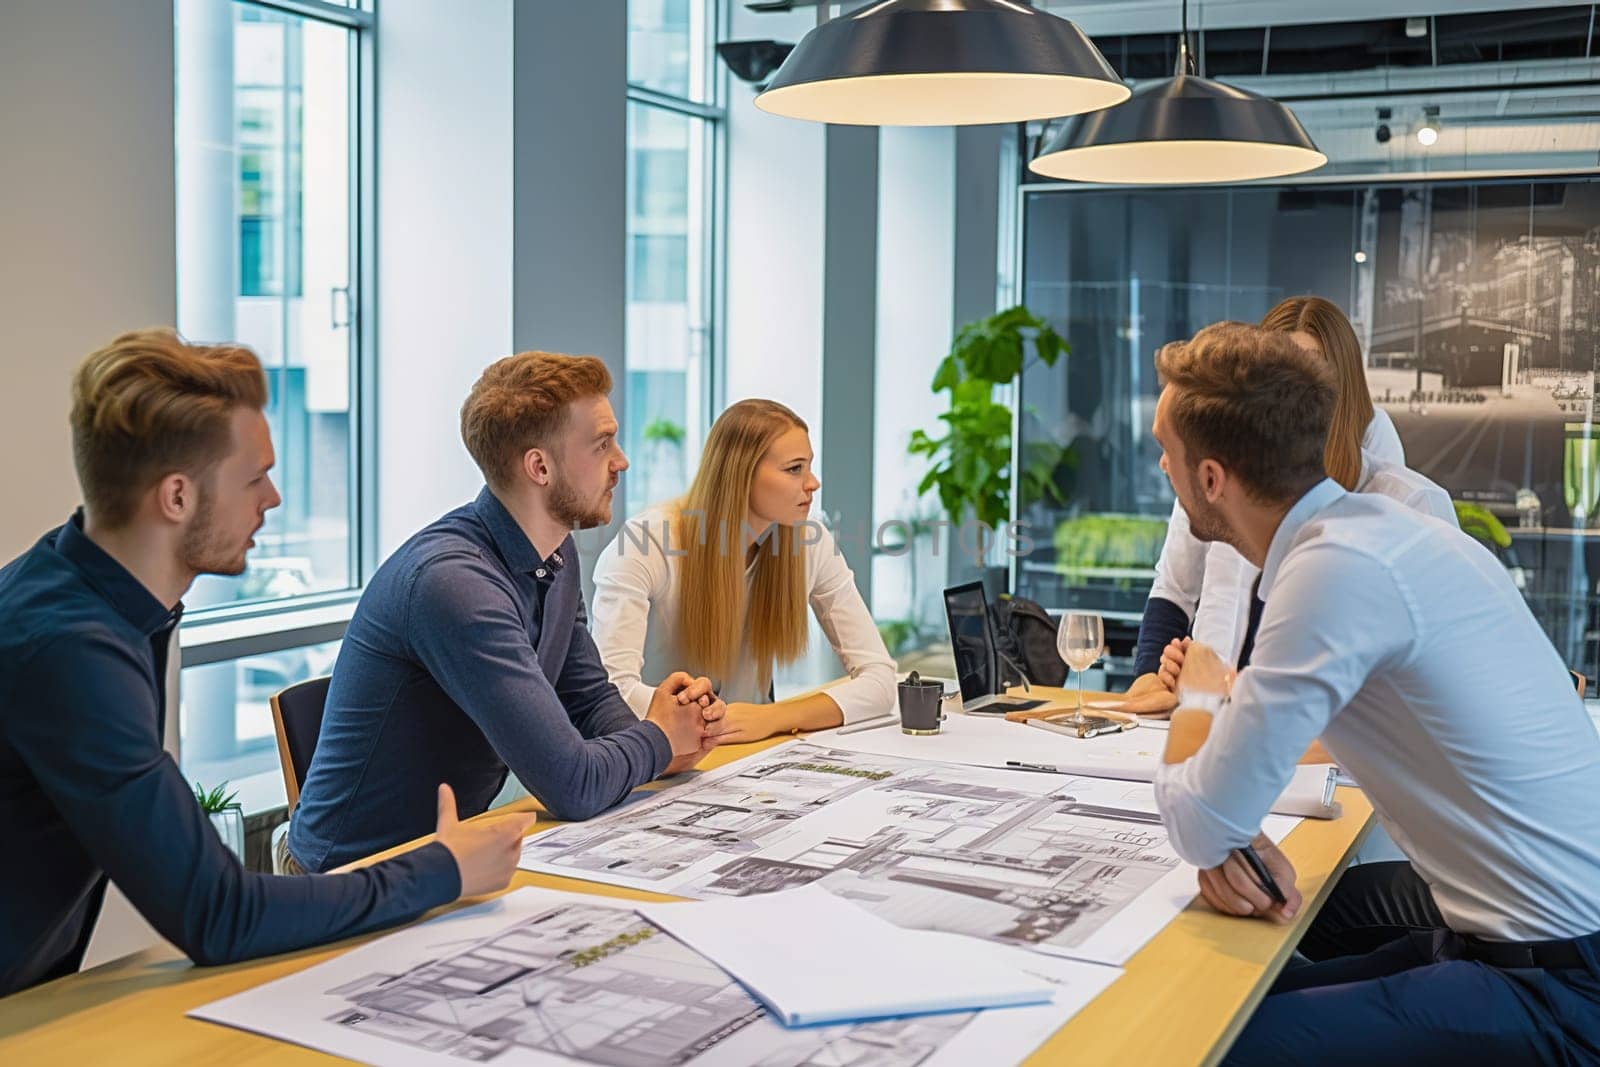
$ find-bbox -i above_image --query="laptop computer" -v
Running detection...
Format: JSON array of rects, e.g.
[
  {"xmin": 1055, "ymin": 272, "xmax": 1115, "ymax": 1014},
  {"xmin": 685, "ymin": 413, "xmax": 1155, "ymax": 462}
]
[{"xmin": 942, "ymin": 581, "xmax": 1049, "ymax": 714}]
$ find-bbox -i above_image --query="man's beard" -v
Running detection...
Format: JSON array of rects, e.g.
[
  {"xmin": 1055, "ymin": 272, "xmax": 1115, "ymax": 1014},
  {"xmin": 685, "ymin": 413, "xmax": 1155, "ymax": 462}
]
[
  {"xmin": 548, "ymin": 471, "xmax": 612, "ymax": 530},
  {"xmin": 180, "ymin": 489, "xmax": 249, "ymax": 577},
  {"xmin": 1177, "ymin": 467, "xmax": 1235, "ymax": 548}
]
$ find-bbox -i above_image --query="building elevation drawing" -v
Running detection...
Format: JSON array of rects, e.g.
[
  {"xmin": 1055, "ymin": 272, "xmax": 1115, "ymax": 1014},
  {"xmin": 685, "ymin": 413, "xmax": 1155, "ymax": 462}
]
[
  {"xmin": 518, "ymin": 742, "xmax": 1286, "ymax": 966},
  {"xmin": 190, "ymin": 887, "xmax": 1116, "ymax": 1067}
]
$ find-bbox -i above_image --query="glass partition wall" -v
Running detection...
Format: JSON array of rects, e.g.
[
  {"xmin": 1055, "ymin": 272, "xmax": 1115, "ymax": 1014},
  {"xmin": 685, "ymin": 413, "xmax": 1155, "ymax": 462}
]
[{"xmin": 1016, "ymin": 177, "xmax": 1600, "ymax": 680}]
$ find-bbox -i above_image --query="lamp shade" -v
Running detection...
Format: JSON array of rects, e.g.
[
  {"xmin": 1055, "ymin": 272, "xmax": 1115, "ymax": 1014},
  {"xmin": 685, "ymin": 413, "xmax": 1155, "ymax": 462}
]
[
  {"xmin": 1029, "ymin": 75, "xmax": 1327, "ymax": 184},
  {"xmin": 755, "ymin": 0, "xmax": 1130, "ymax": 127}
]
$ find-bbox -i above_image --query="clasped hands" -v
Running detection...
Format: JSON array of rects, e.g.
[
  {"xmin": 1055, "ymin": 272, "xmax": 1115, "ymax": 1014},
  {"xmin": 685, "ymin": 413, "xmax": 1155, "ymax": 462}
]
[{"xmin": 645, "ymin": 671, "xmax": 731, "ymax": 775}]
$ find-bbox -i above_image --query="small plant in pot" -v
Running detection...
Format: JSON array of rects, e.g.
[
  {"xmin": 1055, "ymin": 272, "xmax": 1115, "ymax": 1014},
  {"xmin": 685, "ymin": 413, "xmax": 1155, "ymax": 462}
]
[{"xmin": 195, "ymin": 780, "xmax": 245, "ymax": 863}]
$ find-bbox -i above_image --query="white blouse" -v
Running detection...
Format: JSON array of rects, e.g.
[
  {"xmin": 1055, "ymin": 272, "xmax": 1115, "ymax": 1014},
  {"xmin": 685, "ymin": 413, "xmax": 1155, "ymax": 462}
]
[{"xmin": 589, "ymin": 506, "xmax": 898, "ymax": 724}]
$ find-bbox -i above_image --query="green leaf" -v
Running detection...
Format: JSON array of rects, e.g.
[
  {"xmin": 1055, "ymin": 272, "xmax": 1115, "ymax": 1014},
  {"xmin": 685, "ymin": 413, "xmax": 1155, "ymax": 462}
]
[{"xmin": 908, "ymin": 304, "xmax": 1072, "ymax": 524}]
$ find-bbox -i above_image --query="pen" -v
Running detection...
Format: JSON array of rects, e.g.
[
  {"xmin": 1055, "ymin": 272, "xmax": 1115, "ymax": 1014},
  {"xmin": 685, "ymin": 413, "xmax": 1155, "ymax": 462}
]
[
  {"xmin": 1235, "ymin": 844, "xmax": 1288, "ymax": 906},
  {"xmin": 1004, "ymin": 760, "xmax": 1062, "ymax": 774},
  {"xmin": 837, "ymin": 714, "xmax": 898, "ymax": 735}
]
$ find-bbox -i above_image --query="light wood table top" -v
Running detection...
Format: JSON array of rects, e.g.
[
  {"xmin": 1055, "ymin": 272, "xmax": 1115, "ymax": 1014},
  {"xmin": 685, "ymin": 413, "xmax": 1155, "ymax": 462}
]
[{"xmin": 0, "ymin": 687, "xmax": 1372, "ymax": 1066}]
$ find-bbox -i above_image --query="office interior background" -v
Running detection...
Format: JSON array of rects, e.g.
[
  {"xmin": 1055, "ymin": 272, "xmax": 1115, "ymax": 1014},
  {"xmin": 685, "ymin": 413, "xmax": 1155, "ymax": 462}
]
[{"xmin": 3, "ymin": 0, "xmax": 1597, "ymax": 962}]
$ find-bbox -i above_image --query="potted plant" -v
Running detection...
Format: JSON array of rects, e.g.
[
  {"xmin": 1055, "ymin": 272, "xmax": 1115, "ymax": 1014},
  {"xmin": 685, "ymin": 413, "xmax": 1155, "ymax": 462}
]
[
  {"xmin": 640, "ymin": 416, "xmax": 688, "ymax": 506},
  {"xmin": 908, "ymin": 306, "xmax": 1072, "ymax": 557},
  {"xmin": 195, "ymin": 780, "xmax": 245, "ymax": 863}
]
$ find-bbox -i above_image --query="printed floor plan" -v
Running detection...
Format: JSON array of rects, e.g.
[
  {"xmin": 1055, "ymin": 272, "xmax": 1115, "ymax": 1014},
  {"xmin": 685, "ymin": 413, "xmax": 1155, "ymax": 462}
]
[{"xmin": 517, "ymin": 743, "xmax": 1282, "ymax": 966}]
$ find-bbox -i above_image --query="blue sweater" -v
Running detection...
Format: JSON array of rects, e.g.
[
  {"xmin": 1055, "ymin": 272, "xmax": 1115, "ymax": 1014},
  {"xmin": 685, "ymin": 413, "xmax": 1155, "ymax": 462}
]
[
  {"xmin": 287, "ymin": 488, "xmax": 671, "ymax": 872},
  {"xmin": 0, "ymin": 515, "xmax": 459, "ymax": 997}
]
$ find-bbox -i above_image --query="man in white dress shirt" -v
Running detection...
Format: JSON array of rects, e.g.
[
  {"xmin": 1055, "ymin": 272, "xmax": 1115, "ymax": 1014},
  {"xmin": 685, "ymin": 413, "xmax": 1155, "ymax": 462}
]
[{"xmin": 1147, "ymin": 322, "xmax": 1600, "ymax": 1065}]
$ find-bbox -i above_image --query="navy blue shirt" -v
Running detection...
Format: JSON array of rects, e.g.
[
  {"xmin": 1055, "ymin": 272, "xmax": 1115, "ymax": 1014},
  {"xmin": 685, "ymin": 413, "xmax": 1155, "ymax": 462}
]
[
  {"xmin": 288, "ymin": 488, "xmax": 672, "ymax": 871},
  {"xmin": 0, "ymin": 515, "xmax": 460, "ymax": 998}
]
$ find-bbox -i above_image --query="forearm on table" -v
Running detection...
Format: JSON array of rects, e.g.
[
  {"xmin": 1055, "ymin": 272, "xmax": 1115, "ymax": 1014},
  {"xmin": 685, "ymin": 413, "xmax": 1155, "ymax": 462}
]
[
  {"xmin": 768, "ymin": 691, "xmax": 846, "ymax": 732},
  {"xmin": 1163, "ymin": 707, "xmax": 1214, "ymax": 764}
]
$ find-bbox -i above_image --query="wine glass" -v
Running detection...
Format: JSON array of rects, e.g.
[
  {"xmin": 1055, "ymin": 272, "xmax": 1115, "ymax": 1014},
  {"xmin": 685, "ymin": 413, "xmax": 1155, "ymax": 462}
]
[{"xmin": 1056, "ymin": 612, "xmax": 1105, "ymax": 726}]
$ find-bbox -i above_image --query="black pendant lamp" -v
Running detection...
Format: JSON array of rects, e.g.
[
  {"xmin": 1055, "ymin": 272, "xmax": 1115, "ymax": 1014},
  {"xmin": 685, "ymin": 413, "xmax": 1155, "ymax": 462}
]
[
  {"xmin": 1029, "ymin": 1, "xmax": 1326, "ymax": 184},
  {"xmin": 754, "ymin": 0, "xmax": 1130, "ymax": 128}
]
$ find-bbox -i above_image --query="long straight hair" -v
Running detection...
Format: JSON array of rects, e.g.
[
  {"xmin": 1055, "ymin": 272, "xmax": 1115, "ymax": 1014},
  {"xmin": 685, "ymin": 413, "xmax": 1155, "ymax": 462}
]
[
  {"xmin": 1259, "ymin": 296, "xmax": 1374, "ymax": 490},
  {"xmin": 672, "ymin": 399, "xmax": 810, "ymax": 687}
]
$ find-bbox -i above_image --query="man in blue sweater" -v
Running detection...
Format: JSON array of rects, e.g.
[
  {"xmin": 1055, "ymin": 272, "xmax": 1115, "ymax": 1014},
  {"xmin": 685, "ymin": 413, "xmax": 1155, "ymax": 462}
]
[
  {"xmin": 0, "ymin": 330, "xmax": 531, "ymax": 998},
  {"xmin": 286, "ymin": 351, "xmax": 723, "ymax": 873}
]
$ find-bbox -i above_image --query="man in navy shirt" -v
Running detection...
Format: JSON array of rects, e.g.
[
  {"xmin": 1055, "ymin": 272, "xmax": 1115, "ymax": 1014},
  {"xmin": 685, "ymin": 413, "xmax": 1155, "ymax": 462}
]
[
  {"xmin": 286, "ymin": 351, "xmax": 724, "ymax": 872},
  {"xmin": 0, "ymin": 329, "xmax": 533, "ymax": 998}
]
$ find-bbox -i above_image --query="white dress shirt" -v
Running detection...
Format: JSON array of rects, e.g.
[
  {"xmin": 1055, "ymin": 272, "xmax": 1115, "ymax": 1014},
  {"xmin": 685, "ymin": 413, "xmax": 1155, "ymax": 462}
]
[
  {"xmin": 590, "ymin": 506, "xmax": 897, "ymax": 723},
  {"xmin": 1191, "ymin": 449, "xmax": 1459, "ymax": 664},
  {"xmin": 1148, "ymin": 408, "xmax": 1406, "ymax": 622},
  {"xmin": 1155, "ymin": 480, "xmax": 1600, "ymax": 941}
]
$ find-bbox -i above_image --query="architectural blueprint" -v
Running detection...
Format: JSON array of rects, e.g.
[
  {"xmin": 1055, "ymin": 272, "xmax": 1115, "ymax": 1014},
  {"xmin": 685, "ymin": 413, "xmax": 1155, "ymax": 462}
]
[
  {"xmin": 190, "ymin": 887, "xmax": 1120, "ymax": 1067},
  {"xmin": 518, "ymin": 742, "xmax": 1297, "ymax": 966}
]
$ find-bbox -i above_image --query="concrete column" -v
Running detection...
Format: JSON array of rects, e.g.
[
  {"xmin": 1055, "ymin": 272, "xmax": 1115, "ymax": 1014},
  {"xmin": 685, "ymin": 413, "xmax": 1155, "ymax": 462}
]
[
  {"xmin": 819, "ymin": 124, "xmax": 880, "ymax": 599},
  {"xmin": 512, "ymin": 0, "xmax": 629, "ymax": 592}
]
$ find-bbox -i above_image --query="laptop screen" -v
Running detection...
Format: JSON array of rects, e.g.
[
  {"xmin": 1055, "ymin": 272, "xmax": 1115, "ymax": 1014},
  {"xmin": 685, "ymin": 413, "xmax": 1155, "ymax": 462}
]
[{"xmin": 943, "ymin": 582, "xmax": 996, "ymax": 703}]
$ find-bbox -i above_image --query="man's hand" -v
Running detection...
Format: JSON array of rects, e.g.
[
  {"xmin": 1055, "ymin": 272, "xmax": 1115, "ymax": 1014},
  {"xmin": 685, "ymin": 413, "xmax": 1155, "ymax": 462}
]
[
  {"xmin": 1157, "ymin": 637, "xmax": 1190, "ymax": 691},
  {"xmin": 1174, "ymin": 640, "xmax": 1233, "ymax": 698},
  {"xmin": 662, "ymin": 737, "xmax": 717, "ymax": 776},
  {"xmin": 433, "ymin": 783, "xmax": 536, "ymax": 898},
  {"xmin": 646, "ymin": 672, "xmax": 721, "ymax": 757},
  {"xmin": 1196, "ymin": 834, "xmax": 1301, "ymax": 923}
]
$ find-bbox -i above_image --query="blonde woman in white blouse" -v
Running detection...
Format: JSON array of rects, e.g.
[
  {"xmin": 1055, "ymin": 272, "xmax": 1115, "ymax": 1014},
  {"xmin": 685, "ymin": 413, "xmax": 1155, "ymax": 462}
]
[
  {"xmin": 591, "ymin": 399, "xmax": 896, "ymax": 742},
  {"xmin": 1128, "ymin": 296, "xmax": 1444, "ymax": 707}
]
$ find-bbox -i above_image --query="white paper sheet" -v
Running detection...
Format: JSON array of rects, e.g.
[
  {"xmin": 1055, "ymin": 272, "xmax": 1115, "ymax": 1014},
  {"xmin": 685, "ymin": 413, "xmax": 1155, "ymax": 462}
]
[
  {"xmin": 637, "ymin": 885, "xmax": 1056, "ymax": 1026},
  {"xmin": 813, "ymin": 713, "xmax": 1338, "ymax": 817},
  {"xmin": 520, "ymin": 741, "xmax": 1301, "ymax": 966},
  {"xmin": 190, "ymin": 887, "xmax": 1122, "ymax": 1067}
]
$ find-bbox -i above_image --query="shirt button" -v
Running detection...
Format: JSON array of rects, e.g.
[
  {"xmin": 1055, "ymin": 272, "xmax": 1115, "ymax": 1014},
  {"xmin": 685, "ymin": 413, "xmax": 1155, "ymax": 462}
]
[{"xmin": 535, "ymin": 568, "xmax": 547, "ymax": 578}]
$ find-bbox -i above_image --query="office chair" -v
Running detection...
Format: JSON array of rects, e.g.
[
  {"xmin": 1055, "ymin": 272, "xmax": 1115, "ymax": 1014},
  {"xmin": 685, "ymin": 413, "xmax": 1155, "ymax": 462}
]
[{"xmin": 269, "ymin": 675, "xmax": 331, "ymax": 812}]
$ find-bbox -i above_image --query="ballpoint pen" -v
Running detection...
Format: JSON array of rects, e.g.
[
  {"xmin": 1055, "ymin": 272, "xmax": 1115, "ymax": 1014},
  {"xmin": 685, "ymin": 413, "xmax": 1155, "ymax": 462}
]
[
  {"xmin": 837, "ymin": 714, "xmax": 898, "ymax": 735},
  {"xmin": 1004, "ymin": 760, "xmax": 1062, "ymax": 773},
  {"xmin": 1235, "ymin": 844, "xmax": 1289, "ymax": 906}
]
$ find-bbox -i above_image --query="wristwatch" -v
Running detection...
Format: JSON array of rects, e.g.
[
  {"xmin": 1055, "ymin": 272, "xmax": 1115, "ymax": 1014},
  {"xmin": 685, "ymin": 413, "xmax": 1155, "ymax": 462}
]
[{"xmin": 1176, "ymin": 688, "xmax": 1227, "ymax": 716}]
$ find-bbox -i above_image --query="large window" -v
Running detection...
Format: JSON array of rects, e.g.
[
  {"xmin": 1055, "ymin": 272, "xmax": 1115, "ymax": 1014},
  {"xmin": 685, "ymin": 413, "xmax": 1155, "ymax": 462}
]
[
  {"xmin": 625, "ymin": 0, "xmax": 722, "ymax": 511},
  {"xmin": 174, "ymin": 0, "xmax": 370, "ymax": 800},
  {"xmin": 1016, "ymin": 177, "xmax": 1600, "ymax": 681},
  {"xmin": 177, "ymin": 0, "xmax": 363, "ymax": 613}
]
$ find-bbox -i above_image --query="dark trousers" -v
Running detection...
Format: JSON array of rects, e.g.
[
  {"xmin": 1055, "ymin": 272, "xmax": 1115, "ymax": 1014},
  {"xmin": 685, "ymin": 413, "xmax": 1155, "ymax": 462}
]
[{"xmin": 1224, "ymin": 862, "xmax": 1600, "ymax": 1066}]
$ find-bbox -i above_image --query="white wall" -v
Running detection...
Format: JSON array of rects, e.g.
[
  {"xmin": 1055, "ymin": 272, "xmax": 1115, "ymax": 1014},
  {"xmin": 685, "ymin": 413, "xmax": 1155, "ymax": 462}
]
[
  {"xmin": 0, "ymin": 0, "xmax": 179, "ymax": 560},
  {"xmin": 0, "ymin": 0, "xmax": 181, "ymax": 970},
  {"xmin": 375, "ymin": 0, "xmax": 514, "ymax": 557},
  {"xmin": 723, "ymin": 8, "xmax": 826, "ymax": 431},
  {"xmin": 871, "ymin": 127, "xmax": 957, "ymax": 623}
]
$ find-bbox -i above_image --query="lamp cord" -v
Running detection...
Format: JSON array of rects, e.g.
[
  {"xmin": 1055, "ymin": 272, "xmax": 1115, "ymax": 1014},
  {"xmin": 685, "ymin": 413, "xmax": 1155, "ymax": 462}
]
[{"xmin": 1176, "ymin": 0, "xmax": 1196, "ymax": 77}]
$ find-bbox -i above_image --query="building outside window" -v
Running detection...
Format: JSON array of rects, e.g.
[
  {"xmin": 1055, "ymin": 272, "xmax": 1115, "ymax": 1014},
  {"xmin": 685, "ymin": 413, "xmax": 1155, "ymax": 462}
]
[
  {"xmin": 625, "ymin": 0, "xmax": 724, "ymax": 512},
  {"xmin": 174, "ymin": 0, "xmax": 370, "ymax": 801}
]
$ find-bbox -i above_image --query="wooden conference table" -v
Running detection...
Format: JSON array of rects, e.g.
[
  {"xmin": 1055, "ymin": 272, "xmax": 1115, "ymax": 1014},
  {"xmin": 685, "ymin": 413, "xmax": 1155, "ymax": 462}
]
[{"xmin": 0, "ymin": 686, "xmax": 1373, "ymax": 1066}]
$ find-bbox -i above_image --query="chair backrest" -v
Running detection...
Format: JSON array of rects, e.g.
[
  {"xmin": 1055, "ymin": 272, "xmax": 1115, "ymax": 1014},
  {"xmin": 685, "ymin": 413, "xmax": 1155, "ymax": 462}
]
[{"xmin": 270, "ymin": 675, "xmax": 331, "ymax": 811}]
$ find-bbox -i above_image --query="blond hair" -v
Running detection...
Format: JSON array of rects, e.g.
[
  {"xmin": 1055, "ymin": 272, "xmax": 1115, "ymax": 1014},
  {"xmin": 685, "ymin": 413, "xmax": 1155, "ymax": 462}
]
[
  {"xmin": 1155, "ymin": 322, "xmax": 1336, "ymax": 503},
  {"xmin": 1259, "ymin": 296, "xmax": 1374, "ymax": 491},
  {"xmin": 460, "ymin": 351, "xmax": 612, "ymax": 491},
  {"xmin": 671, "ymin": 400, "xmax": 810, "ymax": 687},
  {"xmin": 70, "ymin": 328, "xmax": 268, "ymax": 528}
]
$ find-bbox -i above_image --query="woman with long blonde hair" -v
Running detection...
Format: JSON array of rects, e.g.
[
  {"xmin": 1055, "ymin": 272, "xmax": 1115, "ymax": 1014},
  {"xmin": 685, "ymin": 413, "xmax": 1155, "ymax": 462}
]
[
  {"xmin": 591, "ymin": 399, "xmax": 895, "ymax": 741},
  {"xmin": 1128, "ymin": 296, "xmax": 1454, "ymax": 703}
]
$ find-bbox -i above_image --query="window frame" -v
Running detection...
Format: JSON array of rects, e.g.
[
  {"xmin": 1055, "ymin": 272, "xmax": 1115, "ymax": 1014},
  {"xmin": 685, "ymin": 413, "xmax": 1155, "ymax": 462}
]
[
  {"xmin": 625, "ymin": 0, "xmax": 730, "ymax": 493},
  {"xmin": 177, "ymin": 0, "xmax": 376, "ymax": 650}
]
